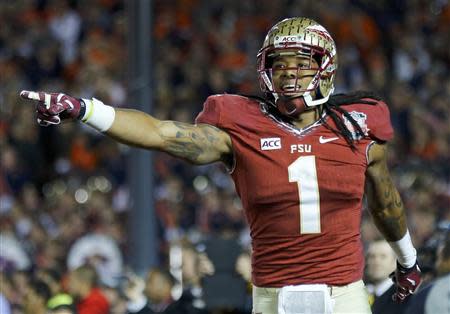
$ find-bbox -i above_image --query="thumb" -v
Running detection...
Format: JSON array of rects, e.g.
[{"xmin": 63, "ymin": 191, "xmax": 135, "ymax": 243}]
[{"xmin": 37, "ymin": 112, "xmax": 61, "ymax": 126}]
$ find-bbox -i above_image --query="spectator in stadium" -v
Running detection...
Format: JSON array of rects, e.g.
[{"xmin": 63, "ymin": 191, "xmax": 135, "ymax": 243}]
[
  {"xmin": 124, "ymin": 267, "xmax": 175, "ymax": 314},
  {"xmin": 164, "ymin": 241, "xmax": 214, "ymax": 314},
  {"xmin": 125, "ymin": 241, "xmax": 215, "ymax": 314},
  {"xmin": 145, "ymin": 267, "xmax": 176, "ymax": 313},
  {"xmin": 35, "ymin": 268, "xmax": 74, "ymax": 311},
  {"xmin": 123, "ymin": 273, "xmax": 154, "ymax": 314},
  {"xmin": 21, "ymin": 17, "xmax": 422, "ymax": 314},
  {"xmin": 365, "ymin": 239, "xmax": 411, "ymax": 314},
  {"xmin": 200, "ymin": 215, "xmax": 248, "ymax": 312},
  {"xmin": 67, "ymin": 264, "xmax": 109, "ymax": 314}
]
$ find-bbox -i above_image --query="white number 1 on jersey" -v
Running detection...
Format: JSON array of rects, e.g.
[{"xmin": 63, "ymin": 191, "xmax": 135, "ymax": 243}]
[{"xmin": 288, "ymin": 155, "xmax": 321, "ymax": 234}]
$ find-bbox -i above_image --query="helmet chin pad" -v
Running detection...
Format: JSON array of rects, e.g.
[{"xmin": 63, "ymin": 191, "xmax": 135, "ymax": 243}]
[{"xmin": 276, "ymin": 96, "xmax": 308, "ymax": 118}]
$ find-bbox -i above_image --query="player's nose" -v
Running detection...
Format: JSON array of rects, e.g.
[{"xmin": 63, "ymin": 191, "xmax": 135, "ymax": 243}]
[{"xmin": 280, "ymin": 67, "xmax": 298, "ymax": 79}]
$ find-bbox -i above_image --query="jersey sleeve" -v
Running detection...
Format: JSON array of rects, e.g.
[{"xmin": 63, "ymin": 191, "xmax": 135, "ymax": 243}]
[
  {"xmin": 367, "ymin": 100, "xmax": 394, "ymax": 142},
  {"xmin": 195, "ymin": 95, "xmax": 222, "ymax": 128}
]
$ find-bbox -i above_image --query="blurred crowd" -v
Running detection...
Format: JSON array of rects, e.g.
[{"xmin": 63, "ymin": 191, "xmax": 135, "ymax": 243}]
[{"xmin": 0, "ymin": 0, "xmax": 449, "ymax": 313}]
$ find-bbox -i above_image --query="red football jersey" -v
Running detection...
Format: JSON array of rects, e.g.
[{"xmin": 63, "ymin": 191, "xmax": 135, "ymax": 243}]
[{"xmin": 195, "ymin": 94, "xmax": 393, "ymax": 287}]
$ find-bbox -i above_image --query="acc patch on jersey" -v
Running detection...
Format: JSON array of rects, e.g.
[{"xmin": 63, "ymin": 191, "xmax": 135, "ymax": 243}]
[
  {"xmin": 343, "ymin": 111, "xmax": 370, "ymax": 140},
  {"xmin": 260, "ymin": 137, "xmax": 282, "ymax": 150}
]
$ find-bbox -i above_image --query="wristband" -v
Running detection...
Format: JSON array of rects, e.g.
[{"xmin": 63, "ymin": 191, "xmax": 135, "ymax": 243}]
[
  {"xmin": 388, "ymin": 230, "xmax": 417, "ymax": 268},
  {"xmin": 80, "ymin": 98, "xmax": 115, "ymax": 132},
  {"xmin": 78, "ymin": 99, "xmax": 86, "ymax": 120}
]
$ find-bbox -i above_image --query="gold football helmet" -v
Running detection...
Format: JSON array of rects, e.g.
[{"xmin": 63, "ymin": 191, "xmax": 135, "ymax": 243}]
[{"xmin": 257, "ymin": 17, "xmax": 338, "ymax": 114}]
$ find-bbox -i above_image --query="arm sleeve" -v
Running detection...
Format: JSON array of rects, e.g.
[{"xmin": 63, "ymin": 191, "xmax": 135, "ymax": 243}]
[
  {"xmin": 195, "ymin": 95, "xmax": 222, "ymax": 128},
  {"xmin": 368, "ymin": 101, "xmax": 394, "ymax": 142}
]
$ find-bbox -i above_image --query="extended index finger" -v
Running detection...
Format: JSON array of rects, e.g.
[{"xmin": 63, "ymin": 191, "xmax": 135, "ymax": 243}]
[{"xmin": 20, "ymin": 90, "xmax": 44, "ymax": 101}]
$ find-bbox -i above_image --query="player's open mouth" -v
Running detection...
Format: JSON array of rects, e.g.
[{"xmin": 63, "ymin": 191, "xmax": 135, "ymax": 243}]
[
  {"xmin": 281, "ymin": 84, "xmax": 301, "ymax": 92},
  {"xmin": 281, "ymin": 84, "xmax": 301, "ymax": 91}
]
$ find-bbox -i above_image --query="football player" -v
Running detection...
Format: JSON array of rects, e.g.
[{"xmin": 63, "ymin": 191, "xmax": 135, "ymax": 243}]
[{"xmin": 20, "ymin": 17, "xmax": 421, "ymax": 314}]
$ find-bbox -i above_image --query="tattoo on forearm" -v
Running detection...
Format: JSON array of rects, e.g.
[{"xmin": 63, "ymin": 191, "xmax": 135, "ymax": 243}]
[
  {"xmin": 368, "ymin": 154, "xmax": 407, "ymax": 241},
  {"xmin": 160, "ymin": 122, "xmax": 221, "ymax": 163}
]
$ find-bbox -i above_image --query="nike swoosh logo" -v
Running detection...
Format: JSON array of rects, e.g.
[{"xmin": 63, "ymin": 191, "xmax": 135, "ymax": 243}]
[{"xmin": 319, "ymin": 136, "xmax": 339, "ymax": 144}]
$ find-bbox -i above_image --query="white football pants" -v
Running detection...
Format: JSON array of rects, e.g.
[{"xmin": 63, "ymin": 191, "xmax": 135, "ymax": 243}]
[{"xmin": 252, "ymin": 280, "xmax": 372, "ymax": 314}]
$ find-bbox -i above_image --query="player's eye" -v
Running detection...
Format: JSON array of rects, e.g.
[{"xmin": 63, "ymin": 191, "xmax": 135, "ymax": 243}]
[{"xmin": 273, "ymin": 63, "xmax": 286, "ymax": 69}]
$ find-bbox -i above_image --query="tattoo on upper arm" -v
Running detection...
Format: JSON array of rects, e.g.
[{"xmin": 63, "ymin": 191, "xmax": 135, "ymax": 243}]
[{"xmin": 160, "ymin": 121, "xmax": 224, "ymax": 163}]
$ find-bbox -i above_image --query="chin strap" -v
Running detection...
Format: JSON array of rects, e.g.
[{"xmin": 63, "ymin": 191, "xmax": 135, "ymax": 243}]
[
  {"xmin": 303, "ymin": 91, "xmax": 331, "ymax": 108},
  {"xmin": 274, "ymin": 88, "xmax": 332, "ymax": 119},
  {"xmin": 301, "ymin": 68, "xmax": 334, "ymax": 108},
  {"xmin": 271, "ymin": 78, "xmax": 334, "ymax": 117}
]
